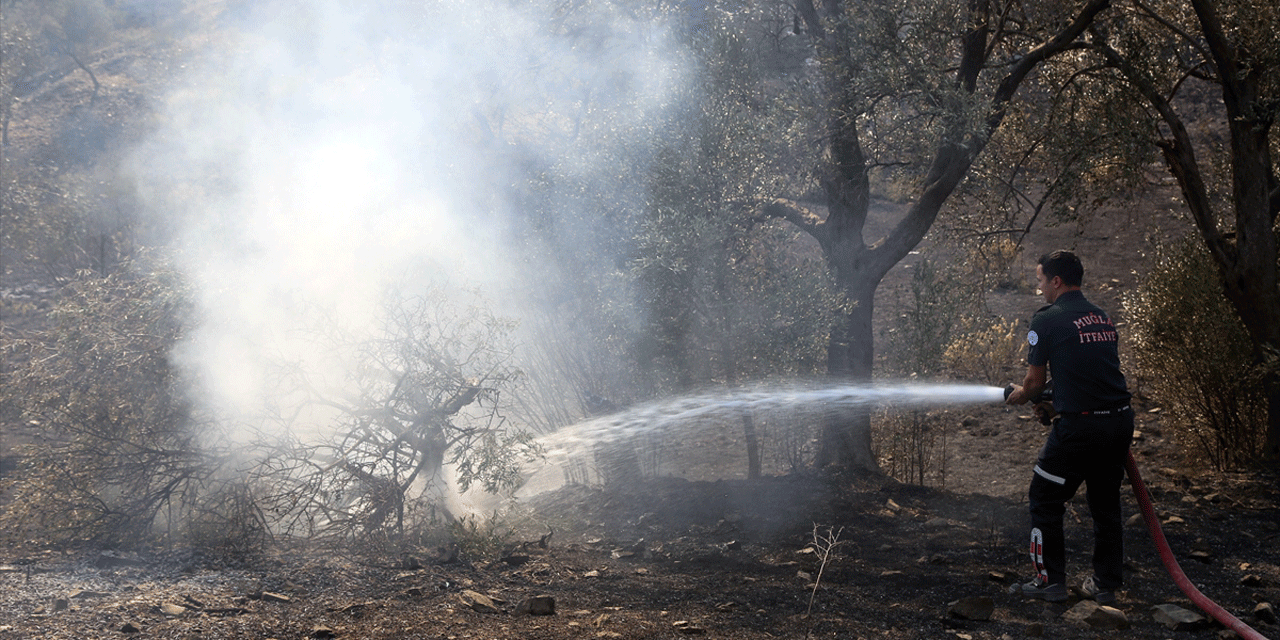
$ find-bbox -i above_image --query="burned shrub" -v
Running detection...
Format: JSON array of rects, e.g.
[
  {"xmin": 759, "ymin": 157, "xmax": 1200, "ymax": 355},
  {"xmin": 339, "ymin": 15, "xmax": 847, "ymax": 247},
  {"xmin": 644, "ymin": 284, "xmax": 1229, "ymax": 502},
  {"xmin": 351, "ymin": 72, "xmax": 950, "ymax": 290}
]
[
  {"xmin": 256, "ymin": 288, "xmax": 540, "ymax": 542},
  {"xmin": 0, "ymin": 264, "xmax": 230, "ymax": 548}
]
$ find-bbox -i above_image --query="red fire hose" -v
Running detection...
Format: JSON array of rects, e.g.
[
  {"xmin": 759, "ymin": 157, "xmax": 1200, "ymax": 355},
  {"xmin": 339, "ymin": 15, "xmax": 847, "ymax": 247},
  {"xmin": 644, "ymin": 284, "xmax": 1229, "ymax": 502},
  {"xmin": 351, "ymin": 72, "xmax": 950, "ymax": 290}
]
[{"xmin": 1125, "ymin": 451, "xmax": 1271, "ymax": 640}]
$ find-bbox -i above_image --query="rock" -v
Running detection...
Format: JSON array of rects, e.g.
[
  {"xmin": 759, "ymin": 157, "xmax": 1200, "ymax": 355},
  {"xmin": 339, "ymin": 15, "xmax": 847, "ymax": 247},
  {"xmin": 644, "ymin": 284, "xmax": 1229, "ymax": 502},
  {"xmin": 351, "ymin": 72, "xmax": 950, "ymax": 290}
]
[
  {"xmin": 120, "ymin": 622, "xmax": 141, "ymax": 633},
  {"xmin": 1164, "ymin": 515, "xmax": 1186, "ymax": 526},
  {"xmin": 51, "ymin": 597, "xmax": 69, "ymax": 612},
  {"xmin": 1126, "ymin": 513, "xmax": 1145, "ymax": 527},
  {"xmin": 310, "ymin": 625, "xmax": 337, "ymax": 638},
  {"xmin": 1086, "ymin": 605, "xmax": 1129, "ymax": 630},
  {"xmin": 458, "ymin": 589, "xmax": 503, "ymax": 613},
  {"xmin": 947, "ymin": 596, "xmax": 994, "ymax": 621},
  {"xmin": 1151, "ymin": 603, "xmax": 1207, "ymax": 630},
  {"xmin": 518, "ymin": 595, "xmax": 556, "ymax": 616},
  {"xmin": 1254, "ymin": 602, "xmax": 1277, "ymax": 625},
  {"xmin": 159, "ymin": 602, "xmax": 187, "ymax": 616},
  {"xmin": 924, "ymin": 517, "xmax": 950, "ymax": 528},
  {"xmin": 1189, "ymin": 550, "xmax": 1213, "ymax": 563},
  {"xmin": 672, "ymin": 620, "xmax": 707, "ymax": 635},
  {"xmin": 1024, "ymin": 622, "xmax": 1045, "ymax": 636},
  {"xmin": 1241, "ymin": 574, "xmax": 1265, "ymax": 587},
  {"xmin": 1063, "ymin": 601, "xmax": 1097, "ymax": 626}
]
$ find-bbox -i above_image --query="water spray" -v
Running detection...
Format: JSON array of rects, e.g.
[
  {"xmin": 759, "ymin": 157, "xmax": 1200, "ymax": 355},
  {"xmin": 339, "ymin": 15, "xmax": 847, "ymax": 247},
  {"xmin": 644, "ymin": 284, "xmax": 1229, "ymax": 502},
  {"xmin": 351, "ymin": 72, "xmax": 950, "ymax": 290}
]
[
  {"xmin": 535, "ymin": 381, "xmax": 1005, "ymax": 463},
  {"xmin": 1003, "ymin": 387, "xmax": 1270, "ymax": 639},
  {"xmin": 507, "ymin": 381, "xmax": 1006, "ymax": 500}
]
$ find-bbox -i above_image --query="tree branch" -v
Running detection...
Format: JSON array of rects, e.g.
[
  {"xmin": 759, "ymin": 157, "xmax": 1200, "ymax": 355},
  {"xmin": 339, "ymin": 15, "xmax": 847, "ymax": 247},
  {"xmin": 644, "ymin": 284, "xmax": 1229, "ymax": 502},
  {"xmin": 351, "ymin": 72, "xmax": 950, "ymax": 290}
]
[
  {"xmin": 1086, "ymin": 35, "xmax": 1231, "ymax": 263},
  {"xmin": 762, "ymin": 198, "xmax": 826, "ymax": 243},
  {"xmin": 988, "ymin": 0, "xmax": 1112, "ymax": 132}
]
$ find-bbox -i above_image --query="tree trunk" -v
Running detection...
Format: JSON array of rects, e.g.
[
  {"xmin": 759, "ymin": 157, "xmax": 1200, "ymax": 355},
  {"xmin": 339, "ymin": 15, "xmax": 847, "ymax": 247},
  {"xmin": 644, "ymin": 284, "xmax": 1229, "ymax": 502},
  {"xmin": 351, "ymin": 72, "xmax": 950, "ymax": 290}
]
[{"xmin": 815, "ymin": 276, "xmax": 878, "ymax": 471}]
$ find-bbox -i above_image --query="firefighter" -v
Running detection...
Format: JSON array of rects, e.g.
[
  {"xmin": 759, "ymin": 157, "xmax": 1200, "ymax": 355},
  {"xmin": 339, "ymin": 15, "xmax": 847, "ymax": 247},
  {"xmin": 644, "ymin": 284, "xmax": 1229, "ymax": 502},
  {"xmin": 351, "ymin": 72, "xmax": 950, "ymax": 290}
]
[{"xmin": 1005, "ymin": 250, "xmax": 1134, "ymax": 605}]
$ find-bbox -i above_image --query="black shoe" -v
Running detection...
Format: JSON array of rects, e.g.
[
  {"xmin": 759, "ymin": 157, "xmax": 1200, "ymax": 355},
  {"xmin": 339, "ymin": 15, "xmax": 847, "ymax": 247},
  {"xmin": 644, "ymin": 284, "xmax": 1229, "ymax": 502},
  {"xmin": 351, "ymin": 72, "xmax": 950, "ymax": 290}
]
[
  {"xmin": 1081, "ymin": 575, "xmax": 1116, "ymax": 605},
  {"xmin": 1010, "ymin": 577, "xmax": 1067, "ymax": 602}
]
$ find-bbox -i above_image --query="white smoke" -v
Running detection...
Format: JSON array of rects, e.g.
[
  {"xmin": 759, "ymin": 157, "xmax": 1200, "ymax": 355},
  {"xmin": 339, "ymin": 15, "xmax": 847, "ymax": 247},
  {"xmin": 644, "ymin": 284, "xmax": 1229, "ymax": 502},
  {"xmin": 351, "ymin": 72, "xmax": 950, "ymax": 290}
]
[{"xmin": 130, "ymin": 0, "xmax": 693, "ymax": 434}]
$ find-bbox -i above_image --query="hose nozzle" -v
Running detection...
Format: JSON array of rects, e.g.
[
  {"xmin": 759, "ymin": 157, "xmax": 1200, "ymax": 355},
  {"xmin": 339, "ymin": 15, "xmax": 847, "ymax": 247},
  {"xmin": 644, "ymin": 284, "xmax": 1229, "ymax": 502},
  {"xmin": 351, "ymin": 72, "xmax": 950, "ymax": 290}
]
[{"xmin": 1004, "ymin": 385, "xmax": 1055, "ymax": 425}]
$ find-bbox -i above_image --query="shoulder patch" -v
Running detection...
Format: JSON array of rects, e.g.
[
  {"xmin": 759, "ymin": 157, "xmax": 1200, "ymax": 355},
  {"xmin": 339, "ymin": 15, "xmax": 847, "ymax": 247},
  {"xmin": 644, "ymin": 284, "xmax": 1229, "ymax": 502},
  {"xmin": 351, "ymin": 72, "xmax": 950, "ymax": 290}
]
[{"xmin": 1027, "ymin": 330, "xmax": 1039, "ymax": 346}]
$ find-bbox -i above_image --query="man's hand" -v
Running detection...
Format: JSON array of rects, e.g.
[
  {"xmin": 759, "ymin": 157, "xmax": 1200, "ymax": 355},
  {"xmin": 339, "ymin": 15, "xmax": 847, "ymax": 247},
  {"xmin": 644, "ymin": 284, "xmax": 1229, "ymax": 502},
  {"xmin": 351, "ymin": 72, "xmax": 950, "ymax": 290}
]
[
  {"xmin": 1007, "ymin": 365, "xmax": 1048, "ymax": 405},
  {"xmin": 1005, "ymin": 384, "xmax": 1027, "ymax": 405},
  {"xmin": 1032, "ymin": 400, "xmax": 1057, "ymax": 426}
]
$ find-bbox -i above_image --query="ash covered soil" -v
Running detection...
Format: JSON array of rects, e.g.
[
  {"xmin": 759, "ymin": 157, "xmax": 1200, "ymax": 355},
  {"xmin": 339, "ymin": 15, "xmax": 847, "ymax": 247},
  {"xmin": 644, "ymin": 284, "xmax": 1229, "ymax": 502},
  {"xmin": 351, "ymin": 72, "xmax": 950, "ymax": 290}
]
[
  {"xmin": 2, "ymin": 198, "xmax": 1277, "ymax": 638},
  {"xmin": 3, "ymin": 198, "xmax": 1279, "ymax": 639},
  {"xmin": 2, "ymin": 410, "xmax": 1277, "ymax": 640}
]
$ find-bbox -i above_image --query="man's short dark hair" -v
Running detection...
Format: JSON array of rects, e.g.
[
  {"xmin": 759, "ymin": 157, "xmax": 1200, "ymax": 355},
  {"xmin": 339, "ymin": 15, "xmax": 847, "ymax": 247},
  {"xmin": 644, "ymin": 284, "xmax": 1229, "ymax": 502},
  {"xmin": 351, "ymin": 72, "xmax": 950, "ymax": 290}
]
[{"xmin": 1039, "ymin": 250, "xmax": 1083, "ymax": 287}]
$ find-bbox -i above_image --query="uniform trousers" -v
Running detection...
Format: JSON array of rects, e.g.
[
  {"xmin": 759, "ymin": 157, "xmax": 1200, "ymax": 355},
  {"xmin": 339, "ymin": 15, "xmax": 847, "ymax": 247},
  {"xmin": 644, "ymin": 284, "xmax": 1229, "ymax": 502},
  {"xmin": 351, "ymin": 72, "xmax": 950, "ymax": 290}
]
[{"xmin": 1027, "ymin": 408, "xmax": 1134, "ymax": 589}]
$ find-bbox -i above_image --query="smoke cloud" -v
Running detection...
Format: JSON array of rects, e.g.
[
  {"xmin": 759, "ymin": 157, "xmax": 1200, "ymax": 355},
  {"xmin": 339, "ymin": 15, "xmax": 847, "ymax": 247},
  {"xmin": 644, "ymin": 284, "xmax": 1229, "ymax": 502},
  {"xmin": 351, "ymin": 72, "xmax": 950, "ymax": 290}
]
[{"xmin": 131, "ymin": 0, "xmax": 693, "ymax": 433}]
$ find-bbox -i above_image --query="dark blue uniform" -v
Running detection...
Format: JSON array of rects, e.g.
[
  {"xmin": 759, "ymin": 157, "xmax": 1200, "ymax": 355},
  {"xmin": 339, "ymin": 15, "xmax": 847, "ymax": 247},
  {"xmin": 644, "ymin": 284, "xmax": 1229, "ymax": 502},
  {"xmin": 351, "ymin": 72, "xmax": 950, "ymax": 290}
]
[{"xmin": 1025, "ymin": 290, "xmax": 1133, "ymax": 591}]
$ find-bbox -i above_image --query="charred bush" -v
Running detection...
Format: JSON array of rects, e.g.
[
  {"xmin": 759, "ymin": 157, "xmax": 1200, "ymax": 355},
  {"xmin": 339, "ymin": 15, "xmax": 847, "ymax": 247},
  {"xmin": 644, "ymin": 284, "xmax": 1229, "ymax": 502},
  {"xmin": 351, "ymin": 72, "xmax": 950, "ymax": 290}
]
[
  {"xmin": 0, "ymin": 264, "xmax": 236, "ymax": 549},
  {"xmin": 253, "ymin": 288, "xmax": 540, "ymax": 543}
]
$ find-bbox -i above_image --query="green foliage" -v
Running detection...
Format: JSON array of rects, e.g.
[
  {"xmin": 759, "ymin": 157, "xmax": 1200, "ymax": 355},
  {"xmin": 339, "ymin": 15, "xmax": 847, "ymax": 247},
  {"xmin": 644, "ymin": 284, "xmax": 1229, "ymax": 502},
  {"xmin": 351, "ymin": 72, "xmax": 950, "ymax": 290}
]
[{"xmin": 1124, "ymin": 238, "xmax": 1268, "ymax": 470}]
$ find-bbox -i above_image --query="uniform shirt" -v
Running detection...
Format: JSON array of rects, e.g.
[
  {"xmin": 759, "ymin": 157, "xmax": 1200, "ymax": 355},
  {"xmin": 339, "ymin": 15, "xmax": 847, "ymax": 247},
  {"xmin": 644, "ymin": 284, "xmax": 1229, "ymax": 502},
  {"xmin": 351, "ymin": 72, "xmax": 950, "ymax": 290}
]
[{"xmin": 1027, "ymin": 290, "xmax": 1130, "ymax": 413}]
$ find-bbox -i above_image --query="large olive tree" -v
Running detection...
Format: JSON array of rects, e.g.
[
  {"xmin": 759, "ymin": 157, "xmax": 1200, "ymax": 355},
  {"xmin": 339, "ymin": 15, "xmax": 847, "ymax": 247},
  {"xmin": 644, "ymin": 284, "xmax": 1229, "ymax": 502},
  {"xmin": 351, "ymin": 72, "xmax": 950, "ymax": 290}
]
[
  {"xmin": 1081, "ymin": 0, "xmax": 1280, "ymax": 461},
  {"xmin": 762, "ymin": 0, "xmax": 1111, "ymax": 471}
]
